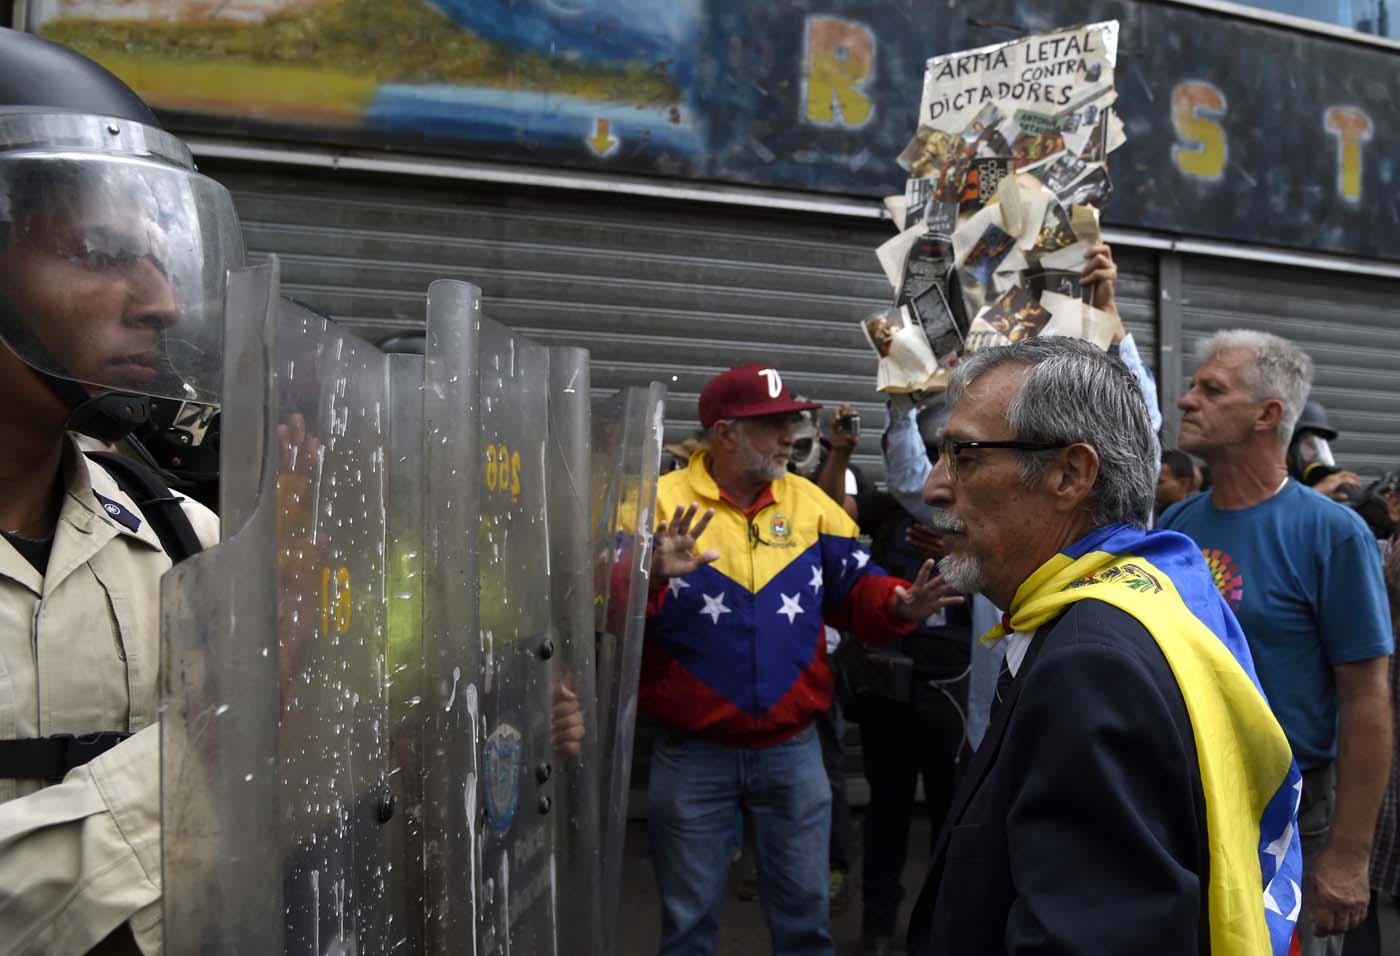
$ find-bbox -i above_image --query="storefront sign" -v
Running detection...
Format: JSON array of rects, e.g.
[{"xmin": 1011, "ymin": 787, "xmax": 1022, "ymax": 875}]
[{"xmin": 29, "ymin": 0, "xmax": 1400, "ymax": 260}]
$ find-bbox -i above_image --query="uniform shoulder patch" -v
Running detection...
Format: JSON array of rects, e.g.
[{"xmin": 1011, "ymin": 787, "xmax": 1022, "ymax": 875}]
[{"xmin": 93, "ymin": 492, "xmax": 142, "ymax": 533}]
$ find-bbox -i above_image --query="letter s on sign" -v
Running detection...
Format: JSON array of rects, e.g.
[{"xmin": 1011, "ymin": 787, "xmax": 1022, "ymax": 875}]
[
  {"xmin": 1171, "ymin": 81, "xmax": 1227, "ymax": 181},
  {"xmin": 758, "ymin": 368, "xmax": 783, "ymax": 399}
]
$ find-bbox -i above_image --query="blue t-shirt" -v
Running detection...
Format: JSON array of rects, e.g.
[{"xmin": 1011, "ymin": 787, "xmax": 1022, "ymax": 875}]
[{"xmin": 1160, "ymin": 481, "xmax": 1393, "ymax": 770}]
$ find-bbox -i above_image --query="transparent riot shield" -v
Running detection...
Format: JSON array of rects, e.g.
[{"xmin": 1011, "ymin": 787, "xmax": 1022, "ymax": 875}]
[
  {"xmin": 384, "ymin": 351, "xmax": 427, "ymax": 956},
  {"xmin": 164, "ymin": 268, "xmax": 653, "ymax": 956},
  {"xmin": 162, "ymin": 262, "xmax": 407, "ymax": 955},
  {"xmin": 546, "ymin": 347, "xmax": 604, "ymax": 948},
  {"xmin": 419, "ymin": 279, "xmax": 480, "ymax": 953},
  {"xmin": 161, "ymin": 260, "xmax": 282, "ymax": 956},
  {"xmin": 590, "ymin": 384, "xmax": 666, "ymax": 956},
  {"xmin": 273, "ymin": 298, "xmax": 398, "ymax": 956},
  {"xmin": 472, "ymin": 310, "xmax": 577, "ymax": 955},
  {"xmin": 421, "ymin": 280, "xmax": 608, "ymax": 955}
]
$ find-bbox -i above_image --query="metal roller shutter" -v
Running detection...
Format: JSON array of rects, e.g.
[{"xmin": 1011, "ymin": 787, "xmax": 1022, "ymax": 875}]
[
  {"xmin": 205, "ymin": 158, "xmax": 1163, "ymax": 808},
  {"xmin": 206, "ymin": 159, "xmax": 1158, "ymax": 485},
  {"xmin": 1180, "ymin": 256, "xmax": 1400, "ymax": 476},
  {"xmin": 206, "ymin": 161, "xmax": 893, "ymax": 479}
]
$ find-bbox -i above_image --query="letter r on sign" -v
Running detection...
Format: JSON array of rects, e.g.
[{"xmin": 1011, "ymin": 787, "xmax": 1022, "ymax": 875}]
[
  {"xmin": 802, "ymin": 15, "xmax": 875, "ymax": 128},
  {"xmin": 759, "ymin": 368, "xmax": 782, "ymax": 398}
]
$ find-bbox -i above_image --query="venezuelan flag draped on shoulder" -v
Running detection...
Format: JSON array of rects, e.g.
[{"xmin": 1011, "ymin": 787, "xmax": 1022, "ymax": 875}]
[{"xmin": 985, "ymin": 523, "xmax": 1303, "ymax": 955}]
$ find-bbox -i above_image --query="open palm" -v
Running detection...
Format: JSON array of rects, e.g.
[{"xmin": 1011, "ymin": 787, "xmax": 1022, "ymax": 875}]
[{"xmin": 652, "ymin": 503, "xmax": 720, "ymax": 581}]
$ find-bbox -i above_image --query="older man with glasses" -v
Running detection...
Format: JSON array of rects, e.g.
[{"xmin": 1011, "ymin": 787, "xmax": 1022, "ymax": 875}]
[{"xmin": 906, "ymin": 337, "xmax": 1303, "ymax": 956}]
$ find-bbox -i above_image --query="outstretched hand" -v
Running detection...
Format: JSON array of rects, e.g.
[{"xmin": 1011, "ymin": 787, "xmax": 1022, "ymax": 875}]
[
  {"xmin": 651, "ymin": 503, "xmax": 720, "ymax": 582},
  {"xmin": 889, "ymin": 558, "xmax": 965, "ymax": 622}
]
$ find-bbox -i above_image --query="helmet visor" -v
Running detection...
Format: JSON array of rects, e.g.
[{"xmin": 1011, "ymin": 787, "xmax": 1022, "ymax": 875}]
[
  {"xmin": 789, "ymin": 420, "xmax": 821, "ymax": 476},
  {"xmin": 1294, "ymin": 432, "xmax": 1336, "ymax": 469},
  {"xmin": 0, "ymin": 143, "xmax": 242, "ymax": 404}
]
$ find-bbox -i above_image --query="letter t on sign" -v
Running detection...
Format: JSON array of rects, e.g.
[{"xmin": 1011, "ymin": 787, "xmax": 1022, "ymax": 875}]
[
  {"xmin": 1324, "ymin": 107, "xmax": 1372, "ymax": 202},
  {"xmin": 1171, "ymin": 81, "xmax": 1228, "ymax": 181},
  {"xmin": 802, "ymin": 15, "xmax": 875, "ymax": 128}
]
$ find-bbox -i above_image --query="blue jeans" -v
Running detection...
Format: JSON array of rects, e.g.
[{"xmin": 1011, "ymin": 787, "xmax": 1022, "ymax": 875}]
[{"xmin": 648, "ymin": 724, "xmax": 833, "ymax": 956}]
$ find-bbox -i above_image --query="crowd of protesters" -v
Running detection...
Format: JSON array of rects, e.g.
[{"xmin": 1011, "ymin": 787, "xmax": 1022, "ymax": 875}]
[
  {"xmin": 5, "ymin": 27, "xmax": 1393, "ymax": 956},
  {"xmin": 644, "ymin": 243, "xmax": 1396, "ymax": 956}
]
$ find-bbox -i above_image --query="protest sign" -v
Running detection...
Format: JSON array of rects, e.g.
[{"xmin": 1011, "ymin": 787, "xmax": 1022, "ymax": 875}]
[{"xmin": 867, "ymin": 21, "xmax": 1125, "ymax": 393}]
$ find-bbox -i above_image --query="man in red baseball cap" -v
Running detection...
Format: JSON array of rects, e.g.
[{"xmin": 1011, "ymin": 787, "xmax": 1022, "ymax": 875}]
[
  {"xmin": 697, "ymin": 363, "xmax": 823, "ymax": 427},
  {"xmin": 641, "ymin": 364, "xmax": 960, "ymax": 956}
]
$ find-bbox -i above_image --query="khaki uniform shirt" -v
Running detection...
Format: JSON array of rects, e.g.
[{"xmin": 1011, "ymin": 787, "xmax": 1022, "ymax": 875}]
[{"xmin": 0, "ymin": 439, "xmax": 219, "ymax": 956}]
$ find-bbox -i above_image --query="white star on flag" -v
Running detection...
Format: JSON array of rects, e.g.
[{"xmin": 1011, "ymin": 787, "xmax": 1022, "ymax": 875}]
[
  {"xmin": 1284, "ymin": 878, "xmax": 1301, "ymax": 922},
  {"xmin": 852, "ymin": 549, "xmax": 870, "ymax": 569},
  {"xmin": 1263, "ymin": 878, "xmax": 1302, "ymax": 922},
  {"xmin": 1262, "ymin": 819, "xmax": 1294, "ymax": 875},
  {"xmin": 700, "ymin": 593, "xmax": 732, "ymax": 625},
  {"xmin": 807, "ymin": 565, "xmax": 824, "ymax": 594},
  {"xmin": 668, "ymin": 576, "xmax": 690, "ymax": 599},
  {"xmin": 777, "ymin": 593, "xmax": 805, "ymax": 624}
]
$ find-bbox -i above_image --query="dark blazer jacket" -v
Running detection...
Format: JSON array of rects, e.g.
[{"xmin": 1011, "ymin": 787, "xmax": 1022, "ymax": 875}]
[{"xmin": 908, "ymin": 598, "xmax": 1210, "ymax": 956}]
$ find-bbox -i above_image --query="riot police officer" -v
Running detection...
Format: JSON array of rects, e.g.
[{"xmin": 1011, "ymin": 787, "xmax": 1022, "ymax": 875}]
[
  {"xmin": 1288, "ymin": 399, "xmax": 1362, "ymax": 501},
  {"xmin": 0, "ymin": 28, "xmax": 241, "ymax": 955}
]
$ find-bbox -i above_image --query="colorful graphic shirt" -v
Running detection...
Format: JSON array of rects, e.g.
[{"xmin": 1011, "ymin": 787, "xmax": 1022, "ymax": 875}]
[
  {"xmin": 641, "ymin": 451, "xmax": 913, "ymax": 747},
  {"xmin": 1160, "ymin": 480, "xmax": 1393, "ymax": 770}
]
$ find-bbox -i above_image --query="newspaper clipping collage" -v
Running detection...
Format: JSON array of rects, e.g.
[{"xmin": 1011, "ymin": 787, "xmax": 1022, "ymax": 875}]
[{"xmin": 867, "ymin": 21, "xmax": 1126, "ymax": 393}]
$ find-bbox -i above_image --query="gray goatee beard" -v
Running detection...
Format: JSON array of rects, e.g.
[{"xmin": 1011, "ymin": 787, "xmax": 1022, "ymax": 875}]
[{"xmin": 938, "ymin": 553, "xmax": 984, "ymax": 596}]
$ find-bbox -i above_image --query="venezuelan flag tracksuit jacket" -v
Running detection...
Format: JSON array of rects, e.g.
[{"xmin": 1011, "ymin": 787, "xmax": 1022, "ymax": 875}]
[{"xmin": 640, "ymin": 451, "xmax": 915, "ymax": 748}]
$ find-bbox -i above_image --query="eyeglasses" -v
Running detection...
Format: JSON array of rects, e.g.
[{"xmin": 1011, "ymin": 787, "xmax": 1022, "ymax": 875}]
[{"xmin": 934, "ymin": 438, "xmax": 1070, "ymax": 478}]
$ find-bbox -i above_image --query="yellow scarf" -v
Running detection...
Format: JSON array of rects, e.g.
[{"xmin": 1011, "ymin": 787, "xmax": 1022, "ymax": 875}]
[{"xmin": 985, "ymin": 526, "xmax": 1301, "ymax": 955}]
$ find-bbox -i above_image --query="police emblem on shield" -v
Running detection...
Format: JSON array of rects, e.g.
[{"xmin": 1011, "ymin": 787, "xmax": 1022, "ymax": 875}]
[
  {"xmin": 771, "ymin": 513, "xmax": 790, "ymax": 540},
  {"xmin": 483, "ymin": 722, "xmax": 523, "ymax": 833}
]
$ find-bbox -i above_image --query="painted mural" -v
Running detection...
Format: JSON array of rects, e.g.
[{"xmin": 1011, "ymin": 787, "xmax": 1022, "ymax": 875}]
[
  {"xmin": 33, "ymin": 0, "xmax": 699, "ymax": 159},
  {"xmin": 26, "ymin": 0, "xmax": 1400, "ymax": 261}
]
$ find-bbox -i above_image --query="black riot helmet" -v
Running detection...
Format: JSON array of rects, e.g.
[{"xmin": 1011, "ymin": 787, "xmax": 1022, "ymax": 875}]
[
  {"xmin": 0, "ymin": 28, "xmax": 159, "ymax": 125},
  {"xmin": 1288, "ymin": 399, "xmax": 1339, "ymax": 484},
  {"xmin": 0, "ymin": 28, "xmax": 244, "ymax": 442}
]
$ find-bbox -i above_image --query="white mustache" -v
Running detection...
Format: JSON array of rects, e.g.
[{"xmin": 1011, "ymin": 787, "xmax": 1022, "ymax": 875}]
[{"xmin": 929, "ymin": 511, "xmax": 967, "ymax": 534}]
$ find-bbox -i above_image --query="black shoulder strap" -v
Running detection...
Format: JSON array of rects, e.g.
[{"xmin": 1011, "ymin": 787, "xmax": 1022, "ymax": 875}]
[
  {"xmin": 0, "ymin": 732, "xmax": 131, "ymax": 782},
  {"xmin": 85, "ymin": 451, "xmax": 204, "ymax": 564}
]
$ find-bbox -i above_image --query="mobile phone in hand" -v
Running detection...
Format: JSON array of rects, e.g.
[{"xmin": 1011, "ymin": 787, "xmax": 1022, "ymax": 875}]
[{"xmin": 836, "ymin": 413, "xmax": 861, "ymax": 439}]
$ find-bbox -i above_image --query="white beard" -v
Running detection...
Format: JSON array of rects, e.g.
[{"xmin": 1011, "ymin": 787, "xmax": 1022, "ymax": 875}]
[
  {"xmin": 938, "ymin": 553, "xmax": 985, "ymax": 596},
  {"xmin": 734, "ymin": 425, "xmax": 788, "ymax": 482}
]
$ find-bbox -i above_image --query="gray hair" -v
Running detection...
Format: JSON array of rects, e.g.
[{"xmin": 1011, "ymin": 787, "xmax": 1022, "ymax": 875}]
[
  {"xmin": 1195, "ymin": 330, "xmax": 1313, "ymax": 441},
  {"xmin": 946, "ymin": 338, "xmax": 1159, "ymax": 529}
]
